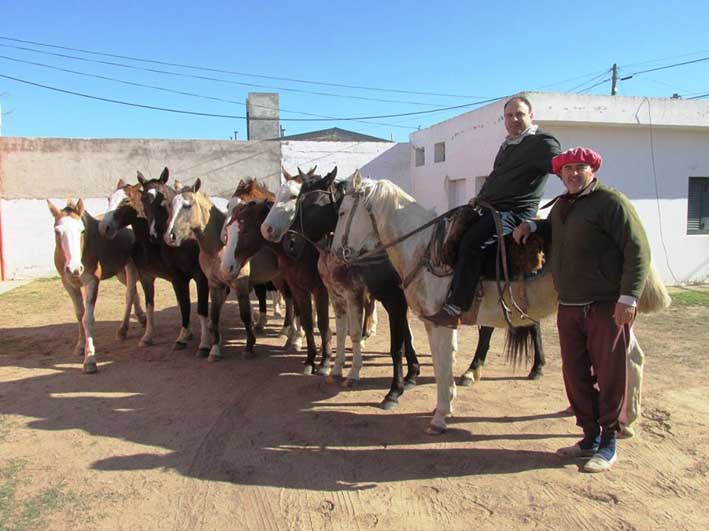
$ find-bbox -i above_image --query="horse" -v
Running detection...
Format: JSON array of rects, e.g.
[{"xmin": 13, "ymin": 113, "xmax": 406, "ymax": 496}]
[
  {"xmin": 48, "ymin": 199, "xmax": 146, "ymax": 373},
  {"xmin": 219, "ymin": 178, "xmax": 300, "ymax": 346},
  {"xmin": 332, "ymin": 174, "xmax": 671, "ymax": 434},
  {"xmin": 228, "ymin": 197, "xmax": 332, "ymax": 375},
  {"xmin": 271, "ymin": 166, "xmax": 421, "ymax": 408},
  {"xmin": 98, "ymin": 169, "xmax": 211, "ymax": 354},
  {"xmin": 163, "ymin": 177, "xmax": 255, "ymax": 361}
]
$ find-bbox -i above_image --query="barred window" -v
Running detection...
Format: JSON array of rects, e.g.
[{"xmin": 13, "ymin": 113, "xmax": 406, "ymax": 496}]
[
  {"xmin": 434, "ymin": 142, "xmax": 446, "ymax": 163},
  {"xmin": 414, "ymin": 147, "xmax": 425, "ymax": 167},
  {"xmin": 688, "ymin": 177, "xmax": 709, "ymax": 234}
]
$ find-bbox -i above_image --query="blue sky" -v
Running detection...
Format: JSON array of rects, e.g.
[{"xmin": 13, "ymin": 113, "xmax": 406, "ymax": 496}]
[{"xmin": 1, "ymin": 0, "xmax": 707, "ymax": 142}]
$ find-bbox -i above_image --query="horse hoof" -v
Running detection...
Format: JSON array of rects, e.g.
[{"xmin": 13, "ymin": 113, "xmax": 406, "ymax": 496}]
[
  {"xmin": 137, "ymin": 314, "xmax": 147, "ymax": 327},
  {"xmin": 255, "ymin": 325, "xmax": 265, "ymax": 334},
  {"xmin": 425, "ymin": 424, "xmax": 447, "ymax": 435},
  {"xmin": 139, "ymin": 338, "xmax": 154, "ymax": 348},
  {"xmin": 381, "ymin": 399, "xmax": 399, "ymax": 411},
  {"xmin": 403, "ymin": 379, "xmax": 417, "ymax": 390},
  {"xmin": 472, "ymin": 367, "xmax": 483, "ymax": 382},
  {"xmin": 207, "ymin": 354, "xmax": 222, "ymax": 363},
  {"xmin": 195, "ymin": 348, "xmax": 210, "ymax": 358},
  {"xmin": 303, "ymin": 365, "xmax": 314, "ymax": 375},
  {"xmin": 341, "ymin": 378, "xmax": 358, "ymax": 389},
  {"xmin": 527, "ymin": 369, "xmax": 544, "ymax": 380},
  {"xmin": 279, "ymin": 327, "xmax": 290, "ymax": 338},
  {"xmin": 241, "ymin": 349, "xmax": 257, "ymax": 360},
  {"xmin": 173, "ymin": 341, "xmax": 187, "ymax": 351},
  {"xmin": 459, "ymin": 375, "xmax": 474, "ymax": 387},
  {"xmin": 116, "ymin": 328, "xmax": 128, "ymax": 340},
  {"xmin": 319, "ymin": 366, "xmax": 331, "ymax": 377},
  {"xmin": 83, "ymin": 362, "xmax": 98, "ymax": 374}
]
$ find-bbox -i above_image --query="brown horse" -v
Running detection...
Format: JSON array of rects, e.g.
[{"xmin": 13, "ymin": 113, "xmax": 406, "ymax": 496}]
[
  {"xmin": 48, "ymin": 199, "xmax": 145, "ymax": 373},
  {"xmin": 164, "ymin": 178, "xmax": 255, "ymax": 361},
  {"xmin": 99, "ymin": 171, "xmax": 211, "ymax": 354},
  {"xmin": 220, "ymin": 178, "xmax": 298, "ymax": 343}
]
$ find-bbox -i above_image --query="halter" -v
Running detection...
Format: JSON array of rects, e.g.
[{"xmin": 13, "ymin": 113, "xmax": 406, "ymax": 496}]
[{"xmin": 283, "ymin": 182, "xmax": 341, "ymax": 257}]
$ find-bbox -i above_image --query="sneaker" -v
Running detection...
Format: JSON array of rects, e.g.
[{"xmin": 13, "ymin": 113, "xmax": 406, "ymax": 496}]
[
  {"xmin": 584, "ymin": 431, "xmax": 617, "ymax": 473},
  {"xmin": 557, "ymin": 431, "xmax": 600, "ymax": 458}
]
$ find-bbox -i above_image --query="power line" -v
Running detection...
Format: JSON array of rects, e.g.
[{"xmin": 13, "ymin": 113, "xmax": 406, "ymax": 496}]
[
  {"xmin": 0, "ymin": 42, "xmax": 451, "ymax": 108},
  {"xmin": 0, "ymin": 54, "xmax": 415, "ymax": 130},
  {"xmin": 0, "ymin": 35, "xmax": 485, "ymax": 100},
  {"xmin": 619, "ymin": 56, "xmax": 709, "ymax": 81},
  {"xmin": 0, "ymin": 72, "xmax": 504, "ymax": 121}
]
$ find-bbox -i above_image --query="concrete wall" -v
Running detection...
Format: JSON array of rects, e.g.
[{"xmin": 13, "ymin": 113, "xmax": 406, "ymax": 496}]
[
  {"xmin": 247, "ymin": 93, "xmax": 280, "ymax": 141},
  {"xmin": 281, "ymin": 141, "xmax": 411, "ymax": 191},
  {"xmin": 409, "ymin": 93, "xmax": 709, "ymax": 284}
]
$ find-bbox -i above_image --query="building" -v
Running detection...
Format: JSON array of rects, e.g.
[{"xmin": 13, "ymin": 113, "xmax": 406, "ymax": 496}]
[{"xmin": 409, "ymin": 92, "xmax": 709, "ymax": 284}]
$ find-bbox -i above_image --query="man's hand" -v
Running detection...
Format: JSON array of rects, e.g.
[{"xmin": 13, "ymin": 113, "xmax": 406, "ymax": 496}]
[
  {"xmin": 513, "ymin": 222, "xmax": 532, "ymax": 244},
  {"xmin": 613, "ymin": 302, "xmax": 636, "ymax": 327}
]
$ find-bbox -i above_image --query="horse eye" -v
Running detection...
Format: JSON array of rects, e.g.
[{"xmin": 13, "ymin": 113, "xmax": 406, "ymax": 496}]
[
  {"xmin": 338, "ymin": 211, "xmax": 345, "ymax": 217},
  {"xmin": 182, "ymin": 204, "xmax": 192, "ymax": 210}
]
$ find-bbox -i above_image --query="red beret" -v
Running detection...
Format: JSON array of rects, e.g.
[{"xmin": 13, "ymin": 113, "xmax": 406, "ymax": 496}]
[{"xmin": 552, "ymin": 147, "xmax": 602, "ymax": 175}]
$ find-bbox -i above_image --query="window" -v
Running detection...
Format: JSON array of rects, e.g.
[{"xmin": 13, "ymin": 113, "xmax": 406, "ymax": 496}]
[
  {"xmin": 414, "ymin": 147, "xmax": 425, "ymax": 167},
  {"xmin": 434, "ymin": 142, "xmax": 446, "ymax": 163},
  {"xmin": 688, "ymin": 177, "xmax": 709, "ymax": 234}
]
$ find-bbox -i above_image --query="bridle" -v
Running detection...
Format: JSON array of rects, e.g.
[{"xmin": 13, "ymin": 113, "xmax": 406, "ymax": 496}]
[{"xmin": 283, "ymin": 181, "xmax": 342, "ymax": 256}]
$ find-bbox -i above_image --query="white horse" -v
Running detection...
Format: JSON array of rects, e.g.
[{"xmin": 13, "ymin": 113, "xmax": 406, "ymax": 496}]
[{"xmin": 331, "ymin": 174, "xmax": 669, "ymax": 433}]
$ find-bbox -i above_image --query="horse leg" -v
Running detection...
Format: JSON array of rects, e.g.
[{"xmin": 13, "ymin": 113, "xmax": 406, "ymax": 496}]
[
  {"xmin": 117, "ymin": 262, "xmax": 139, "ymax": 339},
  {"xmin": 379, "ymin": 294, "xmax": 405, "ymax": 410},
  {"xmin": 295, "ymin": 292, "xmax": 317, "ymax": 374},
  {"xmin": 254, "ymin": 283, "xmax": 268, "ymax": 333},
  {"xmin": 527, "ymin": 323, "xmax": 545, "ymax": 380},
  {"xmin": 195, "ymin": 272, "xmax": 211, "ymax": 358},
  {"xmin": 80, "ymin": 277, "xmax": 100, "ymax": 374},
  {"xmin": 236, "ymin": 279, "xmax": 257, "ymax": 358},
  {"xmin": 63, "ymin": 279, "xmax": 85, "ymax": 357},
  {"xmin": 207, "ymin": 286, "xmax": 227, "ymax": 362},
  {"xmin": 342, "ymin": 293, "xmax": 365, "ymax": 388},
  {"xmin": 172, "ymin": 278, "xmax": 193, "ymax": 350},
  {"xmin": 271, "ymin": 289, "xmax": 283, "ymax": 318},
  {"xmin": 279, "ymin": 282, "xmax": 294, "ymax": 337},
  {"xmin": 117, "ymin": 264, "xmax": 146, "ymax": 326},
  {"xmin": 425, "ymin": 322, "xmax": 457, "ymax": 434},
  {"xmin": 460, "ymin": 326, "xmax": 494, "ymax": 386},
  {"xmin": 326, "ymin": 304, "xmax": 348, "ymax": 384},
  {"xmin": 138, "ymin": 276, "xmax": 157, "ymax": 347},
  {"xmin": 315, "ymin": 289, "xmax": 332, "ymax": 375},
  {"xmin": 362, "ymin": 295, "xmax": 377, "ymax": 343}
]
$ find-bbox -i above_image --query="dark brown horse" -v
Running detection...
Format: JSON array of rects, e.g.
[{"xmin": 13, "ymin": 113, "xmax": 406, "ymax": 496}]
[
  {"xmin": 230, "ymin": 197, "xmax": 332, "ymax": 374},
  {"xmin": 99, "ymin": 170, "xmax": 211, "ymax": 354},
  {"xmin": 49, "ymin": 199, "xmax": 145, "ymax": 373}
]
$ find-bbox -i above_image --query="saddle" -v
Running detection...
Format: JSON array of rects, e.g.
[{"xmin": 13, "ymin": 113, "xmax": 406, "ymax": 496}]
[{"xmin": 440, "ymin": 205, "xmax": 547, "ymax": 279}]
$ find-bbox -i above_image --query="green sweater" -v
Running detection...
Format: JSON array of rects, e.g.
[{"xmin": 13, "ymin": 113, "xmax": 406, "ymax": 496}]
[{"xmin": 540, "ymin": 180, "xmax": 651, "ymax": 304}]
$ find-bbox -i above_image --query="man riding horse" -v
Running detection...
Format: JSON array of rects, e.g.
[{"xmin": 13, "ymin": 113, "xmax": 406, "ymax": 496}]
[{"xmin": 425, "ymin": 95, "xmax": 561, "ymax": 328}]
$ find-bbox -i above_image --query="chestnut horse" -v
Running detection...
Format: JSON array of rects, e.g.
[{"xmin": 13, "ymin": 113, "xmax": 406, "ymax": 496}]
[
  {"xmin": 48, "ymin": 199, "xmax": 145, "ymax": 373},
  {"xmin": 99, "ymin": 170, "xmax": 211, "ymax": 354}
]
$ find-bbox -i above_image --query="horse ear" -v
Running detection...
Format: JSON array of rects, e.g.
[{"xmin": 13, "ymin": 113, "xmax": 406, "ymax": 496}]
[
  {"xmin": 282, "ymin": 166, "xmax": 294, "ymax": 181},
  {"xmin": 137, "ymin": 171, "xmax": 147, "ymax": 185},
  {"xmin": 116, "ymin": 178, "xmax": 126, "ymax": 189},
  {"xmin": 174, "ymin": 179, "xmax": 183, "ymax": 192},
  {"xmin": 193, "ymin": 178, "xmax": 202, "ymax": 193},
  {"xmin": 324, "ymin": 166, "xmax": 337, "ymax": 186},
  {"xmin": 47, "ymin": 199, "xmax": 61, "ymax": 219},
  {"xmin": 160, "ymin": 167, "xmax": 169, "ymax": 184},
  {"xmin": 307, "ymin": 165, "xmax": 317, "ymax": 177},
  {"xmin": 76, "ymin": 199, "xmax": 85, "ymax": 216},
  {"xmin": 297, "ymin": 166, "xmax": 305, "ymax": 178},
  {"xmin": 352, "ymin": 169, "xmax": 363, "ymax": 191}
]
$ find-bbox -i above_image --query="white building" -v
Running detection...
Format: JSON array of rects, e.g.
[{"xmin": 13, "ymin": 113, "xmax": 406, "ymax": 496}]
[{"xmin": 409, "ymin": 92, "xmax": 709, "ymax": 285}]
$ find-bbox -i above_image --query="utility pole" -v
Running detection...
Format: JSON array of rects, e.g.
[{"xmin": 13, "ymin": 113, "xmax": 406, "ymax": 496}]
[{"xmin": 611, "ymin": 63, "xmax": 618, "ymax": 96}]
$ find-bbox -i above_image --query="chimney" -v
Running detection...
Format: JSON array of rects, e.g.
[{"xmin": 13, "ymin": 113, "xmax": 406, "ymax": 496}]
[{"xmin": 246, "ymin": 93, "xmax": 280, "ymax": 140}]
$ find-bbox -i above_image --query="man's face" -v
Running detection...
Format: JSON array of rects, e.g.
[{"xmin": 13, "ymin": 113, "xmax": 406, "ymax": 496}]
[
  {"xmin": 503, "ymin": 99, "xmax": 534, "ymax": 137},
  {"xmin": 560, "ymin": 163, "xmax": 594, "ymax": 195}
]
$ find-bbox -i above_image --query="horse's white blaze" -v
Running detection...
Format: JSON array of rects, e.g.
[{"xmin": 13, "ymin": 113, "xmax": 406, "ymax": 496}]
[
  {"xmin": 219, "ymin": 199, "xmax": 244, "ymax": 278},
  {"xmin": 165, "ymin": 195, "xmax": 192, "ymax": 246},
  {"xmin": 261, "ymin": 180, "xmax": 301, "ymax": 241},
  {"xmin": 107, "ymin": 188, "xmax": 127, "ymax": 211},
  {"xmin": 55, "ymin": 216, "xmax": 85, "ymax": 274}
]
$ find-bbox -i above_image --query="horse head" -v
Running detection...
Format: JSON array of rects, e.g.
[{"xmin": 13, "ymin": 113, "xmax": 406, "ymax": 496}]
[
  {"xmin": 288, "ymin": 166, "xmax": 341, "ymax": 248},
  {"xmin": 331, "ymin": 171, "xmax": 380, "ymax": 263},
  {"xmin": 138, "ymin": 167, "xmax": 176, "ymax": 243},
  {"xmin": 260, "ymin": 178, "xmax": 302, "ymax": 242},
  {"xmin": 99, "ymin": 180, "xmax": 144, "ymax": 239},
  {"xmin": 164, "ymin": 178, "xmax": 209, "ymax": 247},
  {"xmin": 224, "ymin": 199, "xmax": 272, "ymax": 276},
  {"xmin": 48, "ymin": 198, "xmax": 86, "ymax": 278}
]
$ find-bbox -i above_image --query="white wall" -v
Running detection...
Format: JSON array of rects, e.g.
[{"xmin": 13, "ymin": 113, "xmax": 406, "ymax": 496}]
[
  {"xmin": 409, "ymin": 93, "xmax": 709, "ymax": 284},
  {"xmin": 281, "ymin": 141, "xmax": 411, "ymax": 191}
]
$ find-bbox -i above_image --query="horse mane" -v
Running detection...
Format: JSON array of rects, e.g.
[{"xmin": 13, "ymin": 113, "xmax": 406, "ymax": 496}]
[
  {"xmin": 62, "ymin": 200, "xmax": 83, "ymax": 216},
  {"xmin": 234, "ymin": 178, "xmax": 274, "ymax": 201}
]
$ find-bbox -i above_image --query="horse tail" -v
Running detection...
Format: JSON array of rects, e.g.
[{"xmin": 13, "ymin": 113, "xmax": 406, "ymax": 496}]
[
  {"xmin": 503, "ymin": 325, "xmax": 534, "ymax": 368},
  {"xmin": 638, "ymin": 264, "xmax": 672, "ymax": 314}
]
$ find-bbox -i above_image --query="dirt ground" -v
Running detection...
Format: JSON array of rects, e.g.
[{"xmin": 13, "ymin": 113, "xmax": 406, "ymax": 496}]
[{"xmin": 0, "ymin": 278, "xmax": 707, "ymax": 531}]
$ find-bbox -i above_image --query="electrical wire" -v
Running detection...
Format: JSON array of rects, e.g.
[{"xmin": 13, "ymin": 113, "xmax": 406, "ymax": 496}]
[{"xmin": 619, "ymin": 56, "xmax": 709, "ymax": 81}]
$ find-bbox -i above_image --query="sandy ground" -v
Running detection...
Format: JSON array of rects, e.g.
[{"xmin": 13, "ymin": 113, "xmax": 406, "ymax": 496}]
[{"xmin": 0, "ymin": 278, "xmax": 707, "ymax": 531}]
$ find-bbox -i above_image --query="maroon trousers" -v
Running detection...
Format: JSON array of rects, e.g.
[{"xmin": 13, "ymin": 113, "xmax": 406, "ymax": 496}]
[{"xmin": 557, "ymin": 302, "xmax": 629, "ymax": 434}]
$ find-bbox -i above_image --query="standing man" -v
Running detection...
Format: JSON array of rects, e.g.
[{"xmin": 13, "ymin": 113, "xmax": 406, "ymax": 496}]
[
  {"xmin": 425, "ymin": 95, "xmax": 561, "ymax": 328},
  {"xmin": 514, "ymin": 146, "xmax": 651, "ymax": 472}
]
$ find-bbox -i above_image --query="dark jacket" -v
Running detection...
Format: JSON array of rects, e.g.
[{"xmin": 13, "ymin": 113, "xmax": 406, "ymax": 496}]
[
  {"xmin": 539, "ymin": 179, "xmax": 651, "ymax": 304},
  {"xmin": 477, "ymin": 129, "xmax": 561, "ymax": 218}
]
